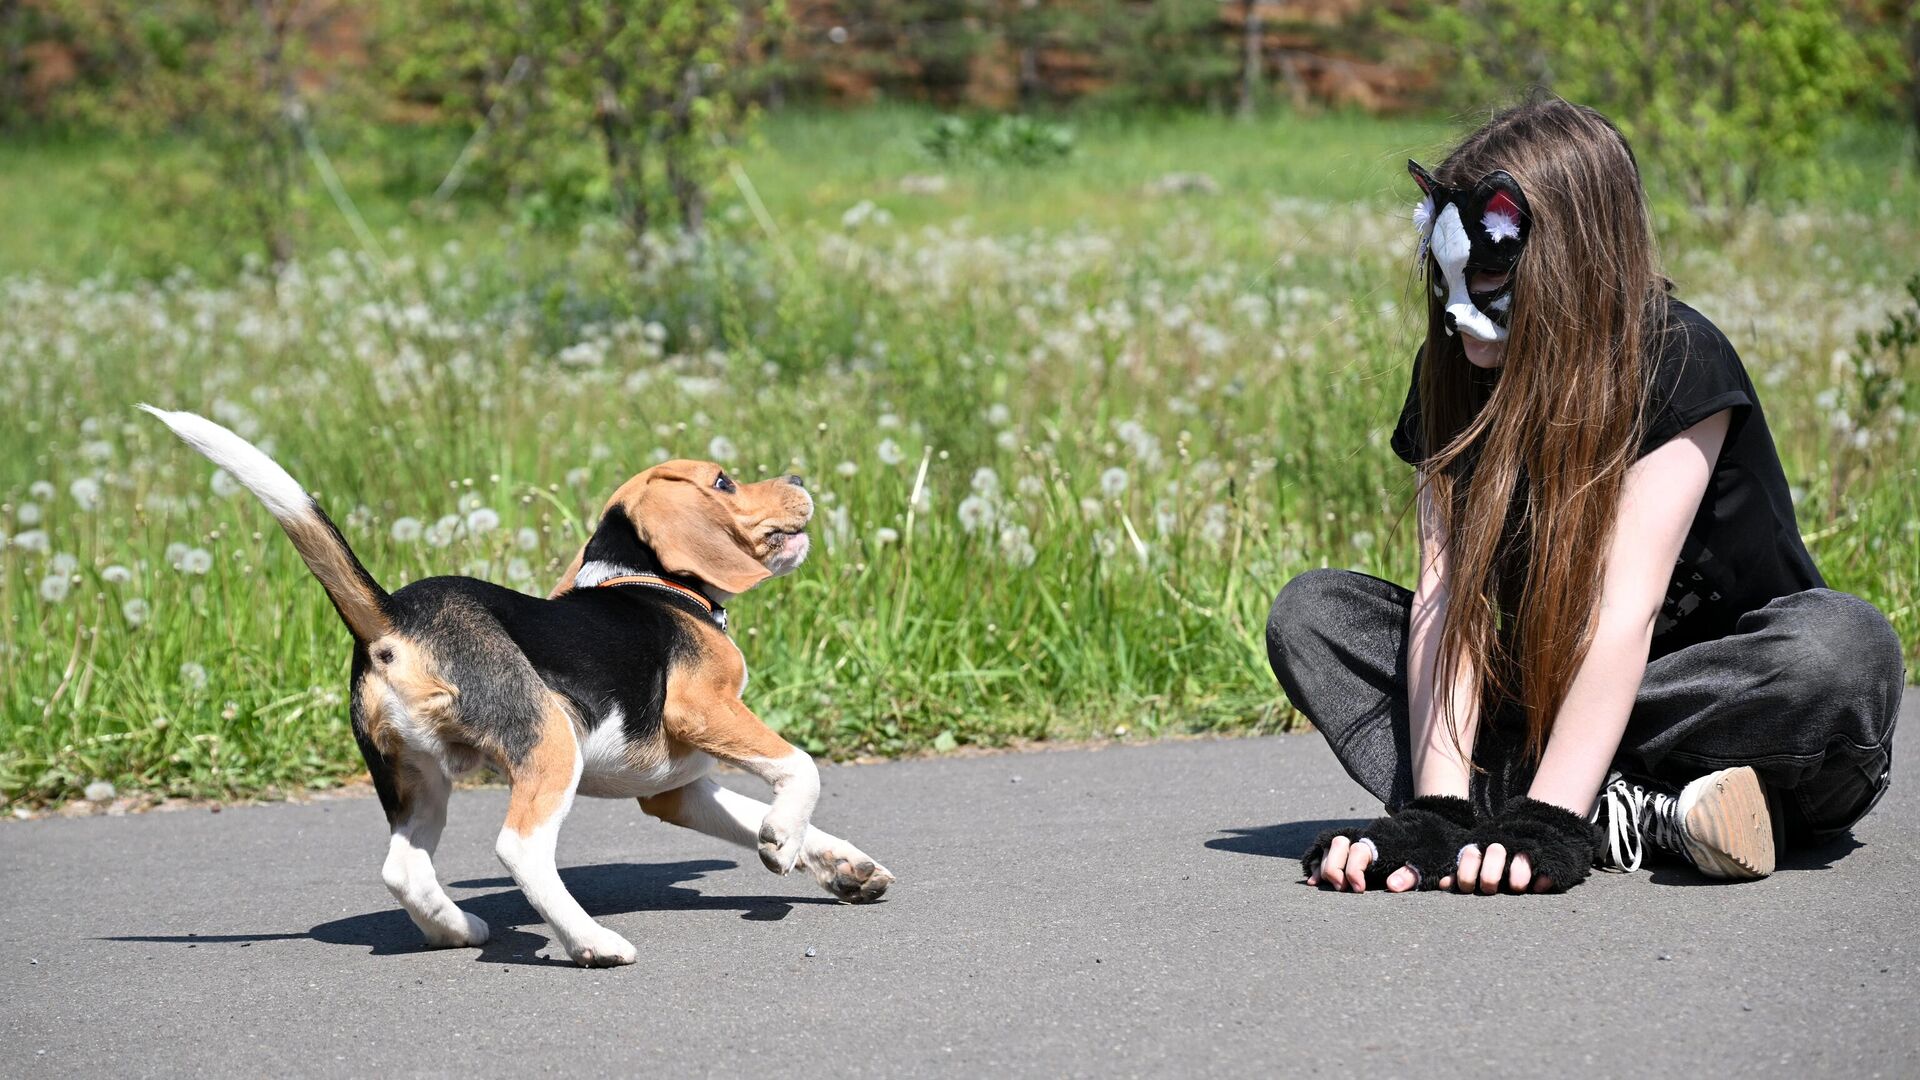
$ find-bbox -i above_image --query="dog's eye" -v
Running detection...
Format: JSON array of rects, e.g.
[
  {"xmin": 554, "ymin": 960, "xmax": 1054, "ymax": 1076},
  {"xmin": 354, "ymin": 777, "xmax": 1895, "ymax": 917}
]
[{"xmin": 714, "ymin": 474, "xmax": 736, "ymax": 494}]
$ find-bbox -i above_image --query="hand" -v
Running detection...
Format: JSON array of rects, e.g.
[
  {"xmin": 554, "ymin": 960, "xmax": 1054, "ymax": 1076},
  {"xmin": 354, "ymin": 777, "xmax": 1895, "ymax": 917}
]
[
  {"xmin": 1436, "ymin": 844, "xmax": 1555, "ymax": 894},
  {"xmin": 1302, "ymin": 795, "xmax": 1477, "ymax": 893},
  {"xmin": 1443, "ymin": 796, "xmax": 1600, "ymax": 895},
  {"xmin": 1305, "ymin": 834, "xmax": 1428, "ymax": 893}
]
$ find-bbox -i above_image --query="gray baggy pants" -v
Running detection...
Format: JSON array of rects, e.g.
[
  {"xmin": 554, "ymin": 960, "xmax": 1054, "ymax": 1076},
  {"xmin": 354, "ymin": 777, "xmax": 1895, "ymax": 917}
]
[{"xmin": 1265, "ymin": 569, "xmax": 1905, "ymax": 838}]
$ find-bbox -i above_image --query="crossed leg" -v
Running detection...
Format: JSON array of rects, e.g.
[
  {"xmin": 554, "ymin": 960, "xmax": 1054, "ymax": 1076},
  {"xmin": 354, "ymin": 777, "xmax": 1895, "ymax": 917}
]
[
  {"xmin": 640, "ymin": 776, "xmax": 895, "ymax": 903},
  {"xmin": 380, "ymin": 755, "xmax": 490, "ymax": 947},
  {"xmin": 493, "ymin": 699, "xmax": 637, "ymax": 967}
]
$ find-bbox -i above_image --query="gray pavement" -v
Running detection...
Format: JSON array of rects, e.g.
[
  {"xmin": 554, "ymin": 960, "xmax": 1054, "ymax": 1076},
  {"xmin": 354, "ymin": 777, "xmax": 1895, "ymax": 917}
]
[{"xmin": 3, "ymin": 695, "xmax": 1915, "ymax": 1079}]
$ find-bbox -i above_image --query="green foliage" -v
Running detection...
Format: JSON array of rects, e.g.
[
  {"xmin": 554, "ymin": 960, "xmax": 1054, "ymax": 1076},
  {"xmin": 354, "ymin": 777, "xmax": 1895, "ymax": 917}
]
[
  {"xmin": 45, "ymin": 0, "xmax": 329, "ymax": 269},
  {"xmin": 920, "ymin": 113, "xmax": 1075, "ymax": 167},
  {"xmin": 380, "ymin": 0, "xmax": 780, "ymax": 239},
  {"xmin": 1410, "ymin": 0, "xmax": 1895, "ymax": 214}
]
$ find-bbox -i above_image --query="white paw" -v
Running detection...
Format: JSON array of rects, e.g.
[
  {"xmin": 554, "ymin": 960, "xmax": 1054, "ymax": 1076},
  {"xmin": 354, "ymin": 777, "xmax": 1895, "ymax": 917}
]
[
  {"xmin": 422, "ymin": 911, "xmax": 490, "ymax": 948},
  {"xmin": 566, "ymin": 925, "xmax": 637, "ymax": 968},
  {"xmin": 759, "ymin": 817, "xmax": 804, "ymax": 875},
  {"xmin": 805, "ymin": 846, "xmax": 896, "ymax": 903}
]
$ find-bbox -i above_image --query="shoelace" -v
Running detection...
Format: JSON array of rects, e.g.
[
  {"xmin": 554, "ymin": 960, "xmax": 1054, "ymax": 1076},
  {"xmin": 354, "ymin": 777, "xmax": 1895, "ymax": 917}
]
[{"xmin": 1593, "ymin": 775, "xmax": 1684, "ymax": 873}]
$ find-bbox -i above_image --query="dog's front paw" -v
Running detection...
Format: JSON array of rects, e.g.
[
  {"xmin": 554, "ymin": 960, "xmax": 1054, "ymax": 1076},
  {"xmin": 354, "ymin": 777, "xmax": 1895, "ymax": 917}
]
[
  {"xmin": 566, "ymin": 926, "xmax": 637, "ymax": 968},
  {"xmin": 809, "ymin": 850, "xmax": 895, "ymax": 904},
  {"xmin": 421, "ymin": 911, "xmax": 490, "ymax": 949},
  {"xmin": 758, "ymin": 817, "xmax": 804, "ymax": 875}
]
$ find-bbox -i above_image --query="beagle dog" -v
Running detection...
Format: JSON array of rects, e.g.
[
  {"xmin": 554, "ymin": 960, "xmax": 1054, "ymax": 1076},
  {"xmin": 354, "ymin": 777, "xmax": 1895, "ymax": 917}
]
[{"xmin": 143, "ymin": 406, "xmax": 893, "ymax": 967}]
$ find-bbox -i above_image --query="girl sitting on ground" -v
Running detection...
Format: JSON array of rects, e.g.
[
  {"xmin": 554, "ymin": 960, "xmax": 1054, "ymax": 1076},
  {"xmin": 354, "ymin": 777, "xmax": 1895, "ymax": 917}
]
[{"xmin": 1266, "ymin": 98, "xmax": 1905, "ymax": 894}]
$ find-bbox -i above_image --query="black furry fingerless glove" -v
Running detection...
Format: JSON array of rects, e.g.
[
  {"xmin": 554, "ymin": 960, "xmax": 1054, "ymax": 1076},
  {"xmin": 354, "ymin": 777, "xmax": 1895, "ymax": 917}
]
[
  {"xmin": 1466, "ymin": 797, "xmax": 1603, "ymax": 893},
  {"xmin": 1302, "ymin": 794, "xmax": 1478, "ymax": 890}
]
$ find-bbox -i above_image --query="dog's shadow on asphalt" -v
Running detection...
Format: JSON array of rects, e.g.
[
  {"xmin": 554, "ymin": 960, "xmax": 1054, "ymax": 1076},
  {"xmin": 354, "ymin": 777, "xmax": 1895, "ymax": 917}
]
[
  {"xmin": 1207, "ymin": 819, "xmax": 1365, "ymax": 861},
  {"xmin": 103, "ymin": 859, "xmax": 840, "ymax": 968}
]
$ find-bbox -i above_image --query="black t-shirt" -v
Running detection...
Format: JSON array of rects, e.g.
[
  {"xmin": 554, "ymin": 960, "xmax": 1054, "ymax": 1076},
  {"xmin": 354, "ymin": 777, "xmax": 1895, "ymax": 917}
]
[{"xmin": 1390, "ymin": 299, "xmax": 1823, "ymax": 655}]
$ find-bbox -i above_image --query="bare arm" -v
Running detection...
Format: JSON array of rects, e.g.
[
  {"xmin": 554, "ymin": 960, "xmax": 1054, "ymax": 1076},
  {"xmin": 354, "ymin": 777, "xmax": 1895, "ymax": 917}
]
[
  {"xmin": 1408, "ymin": 478, "xmax": 1479, "ymax": 799},
  {"xmin": 1450, "ymin": 409, "xmax": 1729, "ymax": 894},
  {"xmin": 1525, "ymin": 409, "xmax": 1729, "ymax": 815}
]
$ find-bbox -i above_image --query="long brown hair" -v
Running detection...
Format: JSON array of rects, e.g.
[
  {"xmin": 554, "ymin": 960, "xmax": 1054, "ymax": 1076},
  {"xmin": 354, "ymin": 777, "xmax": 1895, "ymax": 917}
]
[{"xmin": 1418, "ymin": 99, "xmax": 1670, "ymax": 762}]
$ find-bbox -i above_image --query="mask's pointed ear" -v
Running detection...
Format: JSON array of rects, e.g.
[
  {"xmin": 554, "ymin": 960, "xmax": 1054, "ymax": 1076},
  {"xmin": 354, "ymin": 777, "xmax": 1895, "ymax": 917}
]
[
  {"xmin": 1407, "ymin": 160, "xmax": 1438, "ymax": 195},
  {"xmin": 1475, "ymin": 170, "xmax": 1532, "ymax": 248}
]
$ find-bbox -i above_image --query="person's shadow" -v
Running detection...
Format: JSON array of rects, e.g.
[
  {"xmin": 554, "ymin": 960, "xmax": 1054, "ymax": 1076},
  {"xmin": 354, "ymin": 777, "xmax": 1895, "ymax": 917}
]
[
  {"xmin": 1206, "ymin": 819, "xmax": 1366, "ymax": 861},
  {"xmin": 1646, "ymin": 832, "xmax": 1865, "ymax": 885},
  {"xmin": 102, "ymin": 859, "xmax": 844, "ymax": 966}
]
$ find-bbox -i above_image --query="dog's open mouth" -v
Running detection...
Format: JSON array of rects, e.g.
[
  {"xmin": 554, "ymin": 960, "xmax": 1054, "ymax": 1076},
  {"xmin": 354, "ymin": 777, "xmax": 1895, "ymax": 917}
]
[{"xmin": 763, "ymin": 527, "xmax": 811, "ymax": 573}]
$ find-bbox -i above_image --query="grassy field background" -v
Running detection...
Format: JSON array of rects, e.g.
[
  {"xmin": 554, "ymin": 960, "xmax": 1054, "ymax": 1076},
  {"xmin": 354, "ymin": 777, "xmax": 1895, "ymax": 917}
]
[{"xmin": 3, "ymin": 107, "xmax": 1916, "ymax": 807}]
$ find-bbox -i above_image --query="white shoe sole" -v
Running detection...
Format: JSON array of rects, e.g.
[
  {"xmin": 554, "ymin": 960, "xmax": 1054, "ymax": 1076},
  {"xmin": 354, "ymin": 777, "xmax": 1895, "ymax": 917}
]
[{"xmin": 1676, "ymin": 766, "xmax": 1776, "ymax": 880}]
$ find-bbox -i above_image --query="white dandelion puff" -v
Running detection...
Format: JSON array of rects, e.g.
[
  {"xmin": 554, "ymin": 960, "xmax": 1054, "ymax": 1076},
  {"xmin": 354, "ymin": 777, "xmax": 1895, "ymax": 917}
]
[
  {"xmin": 165, "ymin": 541, "xmax": 189, "ymax": 566},
  {"xmin": 102, "ymin": 564, "xmax": 133, "ymax": 584},
  {"xmin": 29, "ymin": 480, "xmax": 54, "ymax": 501},
  {"xmin": 516, "ymin": 527, "xmax": 539, "ymax": 551},
  {"xmin": 426, "ymin": 515, "xmax": 461, "ymax": 548},
  {"xmin": 971, "ymin": 468, "xmax": 1000, "ymax": 496},
  {"xmin": 390, "ymin": 517, "xmax": 423, "ymax": 543},
  {"xmin": 210, "ymin": 469, "xmax": 244, "ymax": 498},
  {"xmin": 506, "ymin": 558, "xmax": 533, "ymax": 583},
  {"xmin": 179, "ymin": 662, "xmax": 208, "ymax": 691},
  {"xmin": 122, "ymin": 598, "xmax": 151, "ymax": 627},
  {"xmin": 16, "ymin": 502, "xmax": 41, "ymax": 526},
  {"xmin": 39, "ymin": 575, "xmax": 70, "ymax": 603},
  {"xmin": 566, "ymin": 466, "xmax": 593, "ymax": 487},
  {"xmin": 466, "ymin": 507, "xmax": 500, "ymax": 534},
  {"xmin": 50, "ymin": 552, "xmax": 78, "ymax": 575},
  {"xmin": 180, "ymin": 548, "xmax": 214, "ymax": 574},
  {"xmin": 708, "ymin": 436, "xmax": 737, "ymax": 462},
  {"xmin": 874, "ymin": 527, "xmax": 900, "ymax": 546},
  {"xmin": 69, "ymin": 477, "xmax": 103, "ymax": 511},
  {"xmin": 877, "ymin": 438, "xmax": 905, "ymax": 465},
  {"xmin": 958, "ymin": 495, "xmax": 996, "ymax": 534},
  {"xmin": 1016, "ymin": 476, "xmax": 1046, "ymax": 498},
  {"xmin": 1100, "ymin": 467, "xmax": 1130, "ymax": 499},
  {"xmin": 835, "ymin": 460, "xmax": 858, "ymax": 478}
]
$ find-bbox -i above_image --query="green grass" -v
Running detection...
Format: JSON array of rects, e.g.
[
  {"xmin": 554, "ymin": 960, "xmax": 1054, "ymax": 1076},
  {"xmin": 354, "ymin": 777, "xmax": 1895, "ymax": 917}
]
[{"xmin": 2, "ymin": 106, "xmax": 1916, "ymax": 807}]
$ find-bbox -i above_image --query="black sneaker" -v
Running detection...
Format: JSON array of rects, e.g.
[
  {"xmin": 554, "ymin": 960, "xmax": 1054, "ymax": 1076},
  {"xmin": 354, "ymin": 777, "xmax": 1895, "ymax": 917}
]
[{"xmin": 1591, "ymin": 767, "xmax": 1778, "ymax": 880}]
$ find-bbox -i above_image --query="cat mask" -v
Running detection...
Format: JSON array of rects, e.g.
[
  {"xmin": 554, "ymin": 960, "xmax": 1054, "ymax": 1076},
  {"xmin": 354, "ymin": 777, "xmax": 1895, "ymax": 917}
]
[{"xmin": 1409, "ymin": 160, "xmax": 1531, "ymax": 343}]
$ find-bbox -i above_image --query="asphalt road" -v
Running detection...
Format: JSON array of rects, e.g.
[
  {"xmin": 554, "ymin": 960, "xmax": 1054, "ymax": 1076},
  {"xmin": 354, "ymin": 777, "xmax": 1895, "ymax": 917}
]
[{"xmin": 4, "ymin": 695, "xmax": 1915, "ymax": 1079}]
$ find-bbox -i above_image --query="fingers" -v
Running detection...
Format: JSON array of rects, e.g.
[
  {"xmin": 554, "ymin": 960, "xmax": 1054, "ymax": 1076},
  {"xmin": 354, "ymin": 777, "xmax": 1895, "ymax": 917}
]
[
  {"xmin": 1508, "ymin": 853, "xmax": 1533, "ymax": 893},
  {"xmin": 1386, "ymin": 865, "xmax": 1419, "ymax": 892},
  {"xmin": 1343, "ymin": 838, "xmax": 1374, "ymax": 893},
  {"xmin": 1313, "ymin": 836, "xmax": 1350, "ymax": 890},
  {"xmin": 1454, "ymin": 844, "xmax": 1482, "ymax": 894},
  {"xmin": 1477, "ymin": 843, "xmax": 1507, "ymax": 894}
]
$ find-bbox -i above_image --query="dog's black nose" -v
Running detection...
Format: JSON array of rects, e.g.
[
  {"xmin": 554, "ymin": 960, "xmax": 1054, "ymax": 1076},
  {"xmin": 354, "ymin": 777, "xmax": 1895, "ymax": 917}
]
[
  {"xmin": 786, "ymin": 475, "xmax": 806, "ymax": 489},
  {"xmin": 1443, "ymin": 310, "xmax": 1458, "ymax": 333}
]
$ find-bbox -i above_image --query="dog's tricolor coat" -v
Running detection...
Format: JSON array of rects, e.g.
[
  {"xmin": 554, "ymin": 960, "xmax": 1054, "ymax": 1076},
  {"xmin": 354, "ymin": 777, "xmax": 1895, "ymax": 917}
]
[{"xmin": 143, "ymin": 407, "xmax": 893, "ymax": 967}]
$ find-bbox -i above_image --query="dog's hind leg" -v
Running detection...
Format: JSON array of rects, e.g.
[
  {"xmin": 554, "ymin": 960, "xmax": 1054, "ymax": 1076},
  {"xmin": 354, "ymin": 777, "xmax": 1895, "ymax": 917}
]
[
  {"xmin": 641, "ymin": 777, "xmax": 894, "ymax": 903},
  {"xmin": 493, "ymin": 697, "xmax": 636, "ymax": 967},
  {"xmin": 380, "ymin": 756, "xmax": 490, "ymax": 947}
]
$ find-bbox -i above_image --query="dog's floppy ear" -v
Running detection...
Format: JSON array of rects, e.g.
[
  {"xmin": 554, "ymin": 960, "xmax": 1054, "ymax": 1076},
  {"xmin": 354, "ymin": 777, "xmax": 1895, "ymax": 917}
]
[{"xmin": 634, "ymin": 476, "xmax": 772, "ymax": 597}]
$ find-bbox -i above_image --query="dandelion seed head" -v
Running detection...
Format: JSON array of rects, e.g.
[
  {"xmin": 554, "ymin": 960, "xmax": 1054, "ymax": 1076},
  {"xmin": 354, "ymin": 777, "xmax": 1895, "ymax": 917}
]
[
  {"xmin": 958, "ymin": 495, "xmax": 996, "ymax": 534},
  {"xmin": 971, "ymin": 468, "xmax": 1000, "ymax": 496},
  {"xmin": 516, "ymin": 527, "xmax": 539, "ymax": 551},
  {"xmin": 874, "ymin": 527, "xmax": 900, "ymax": 546},
  {"xmin": 877, "ymin": 438, "xmax": 905, "ymax": 465},
  {"xmin": 1100, "ymin": 467, "xmax": 1130, "ymax": 499},
  {"xmin": 835, "ymin": 460, "xmax": 858, "ymax": 477},
  {"xmin": 180, "ymin": 548, "xmax": 214, "ymax": 575},
  {"xmin": 103, "ymin": 564, "xmax": 133, "ymax": 584},
  {"xmin": 210, "ymin": 469, "xmax": 243, "ymax": 498},
  {"xmin": 179, "ymin": 662, "xmax": 208, "ymax": 691},
  {"xmin": 16, "ymin": 502, "xmax": 41, "ymax": 526},
  {"xmin": 391, "ymin": 517, "xmax": 423, "ymax": 543},
  {"xmin": 708, "ymin": 436, "xmax": 737, "ymax": 462},
  {"xmin": 29, "ymin": 480, "xmax": 54, "ymax": 501},
  {"xmin": 38, "ymin": 575, "xmax": 70, "ymax": 603},
  {"xmin": 122, "ymin": 597, "xmax": 151, "ymax": 626},
  {"xmin": 69, "ymin": 477, "xmax": 103, "ymax": 510},
  {"xmin": 466, "ymin": 507, "xmax": 500, "ymax": 534}
]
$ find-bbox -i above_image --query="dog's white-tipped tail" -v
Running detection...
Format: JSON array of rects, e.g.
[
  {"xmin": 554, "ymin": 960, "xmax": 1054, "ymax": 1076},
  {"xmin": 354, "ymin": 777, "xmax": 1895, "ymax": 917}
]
[{"xmin": 139, "ymin": 405, "xmax": 393, "ymax": 642}]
